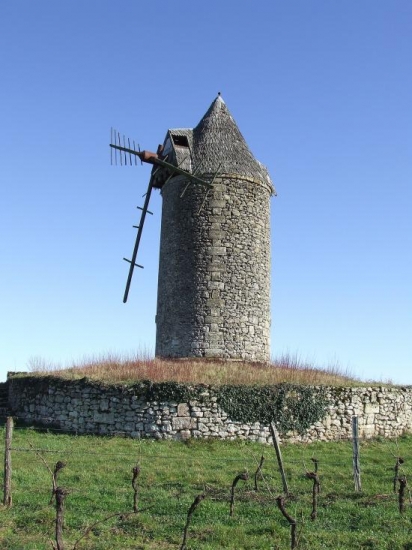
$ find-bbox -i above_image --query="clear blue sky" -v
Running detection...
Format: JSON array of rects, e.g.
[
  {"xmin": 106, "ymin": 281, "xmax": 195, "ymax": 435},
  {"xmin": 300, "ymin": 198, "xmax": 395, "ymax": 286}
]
[{"xmin": 1, "ymin": 1, "xmax": 411, "ymax": 383}]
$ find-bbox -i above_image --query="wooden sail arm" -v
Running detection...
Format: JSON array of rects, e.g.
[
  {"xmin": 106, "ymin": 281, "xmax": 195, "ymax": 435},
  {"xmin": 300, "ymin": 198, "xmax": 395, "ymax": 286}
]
[{"xmin": 109, "ymin": 143, "xmax": 213, "ymax": 188}]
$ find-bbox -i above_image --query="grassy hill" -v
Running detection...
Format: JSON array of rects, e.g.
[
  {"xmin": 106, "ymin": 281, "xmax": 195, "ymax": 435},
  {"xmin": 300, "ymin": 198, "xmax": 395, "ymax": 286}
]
[
  {"xmin": 26, "ymin": 352, "xmax": 365, "ymax": 387},
  {"xmin": 1, "ymin": 426, "xmax": 411, "ymax": 549}
]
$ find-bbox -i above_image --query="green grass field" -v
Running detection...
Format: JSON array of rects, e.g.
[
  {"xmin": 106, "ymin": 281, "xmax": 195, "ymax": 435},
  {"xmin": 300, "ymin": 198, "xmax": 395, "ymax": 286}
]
[{"xmin": 1, "ymin": 426, "xmax": 411, "ymax": 549}]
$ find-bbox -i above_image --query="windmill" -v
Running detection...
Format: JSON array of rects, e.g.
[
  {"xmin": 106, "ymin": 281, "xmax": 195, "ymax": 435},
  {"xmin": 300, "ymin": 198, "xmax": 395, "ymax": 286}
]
[
  {"xmin": 110, "ymin": 95, "xmax": 275, "ymax": 362},
  {"xmin": 109, "ymin": 129, "xmax": 221, "ymax": 303}
]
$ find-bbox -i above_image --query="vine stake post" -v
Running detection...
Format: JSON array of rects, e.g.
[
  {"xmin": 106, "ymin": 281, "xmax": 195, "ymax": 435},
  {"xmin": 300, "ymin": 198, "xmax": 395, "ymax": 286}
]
[
  {"xmin": 270, "ymin": 422, "xmax": 289, "ymax": 495},
  {"xmin": 352, "ymin": 416, "xmax": 362, "ymax": 492},
  {"xmin": 3, "ymin": 416, "xmax": 13, "ymax": 507}
]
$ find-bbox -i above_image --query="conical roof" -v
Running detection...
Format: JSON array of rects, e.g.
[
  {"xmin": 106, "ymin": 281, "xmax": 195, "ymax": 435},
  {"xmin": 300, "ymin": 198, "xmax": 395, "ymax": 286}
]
[
  {"xmin": 192, "ymin": 95, "xmax": 273, "ymax": 190},
  {"xmin": 161, "ymin": 95, "xmax": 274, "ymax": 192}
]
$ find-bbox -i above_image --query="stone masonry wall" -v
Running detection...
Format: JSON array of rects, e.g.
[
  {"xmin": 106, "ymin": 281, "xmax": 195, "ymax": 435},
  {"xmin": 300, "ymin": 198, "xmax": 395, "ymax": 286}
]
[
  {"xmin": 155, "ymin": 174, "xmax": 271, "ymax": 361},
  {"xmin": 7, "ymin": 376, "xmax": 412, "ymax": 443}
]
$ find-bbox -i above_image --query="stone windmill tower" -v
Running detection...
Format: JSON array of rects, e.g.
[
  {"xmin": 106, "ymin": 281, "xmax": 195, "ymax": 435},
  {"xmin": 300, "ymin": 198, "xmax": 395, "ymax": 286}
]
[
  {"xmin": 111, "ymin": 94, "xmax": 275, "ymax": 361},
  {"xmin": 156, "ymin": 95, "xmax": 275, "ymax": 361}
]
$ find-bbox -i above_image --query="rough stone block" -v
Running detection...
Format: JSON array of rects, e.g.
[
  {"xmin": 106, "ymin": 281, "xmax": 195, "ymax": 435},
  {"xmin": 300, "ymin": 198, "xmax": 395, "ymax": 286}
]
[
  {"xmin": 172, "ymin": 417, "xmax": 196, "ymax": 430},
  {"xmin": 364, "ymin": 403, "xmax": 380, "ymax": 415},
  {"xmin": 177, "ymin": 403, "xmax": 190, "ymax": 416},
  {"xmin": 93, "ymin": 412, "xmax": 114, "ymax": 424}
]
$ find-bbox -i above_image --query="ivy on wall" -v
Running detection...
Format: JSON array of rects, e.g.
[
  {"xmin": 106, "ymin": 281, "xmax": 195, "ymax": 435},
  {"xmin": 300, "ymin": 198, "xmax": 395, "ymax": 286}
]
[
  {"xmin": 137, "ymin": 380, "xmax": 328, "ymax": 435},
  {"xmin": 137, "ymin": 381, "xmax": 196, "ymax": 403},
  {"xmin": 216, "ymin": 384, "xmax": 328, "ymax": 435}
]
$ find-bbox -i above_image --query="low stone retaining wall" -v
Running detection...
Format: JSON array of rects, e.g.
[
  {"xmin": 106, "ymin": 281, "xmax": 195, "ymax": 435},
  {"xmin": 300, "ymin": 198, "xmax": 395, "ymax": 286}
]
[{"xmin": 7, "ymin": 374, "xmax": 412, "ymax": 443}]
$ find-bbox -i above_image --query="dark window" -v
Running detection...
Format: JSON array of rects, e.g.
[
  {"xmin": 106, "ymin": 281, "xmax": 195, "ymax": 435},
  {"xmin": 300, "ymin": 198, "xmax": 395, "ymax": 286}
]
[{"xmin": 172, "ymin": 134, "xmax": 189, "ymax": 147}]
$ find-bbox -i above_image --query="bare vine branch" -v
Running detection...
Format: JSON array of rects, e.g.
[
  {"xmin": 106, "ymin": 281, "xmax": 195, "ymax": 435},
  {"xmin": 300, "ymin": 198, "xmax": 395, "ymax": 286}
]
[
  {"xmin": 230, "ymin": 472, "xmax": 249, "ymax": 517},
  {"xmin": 398, "ymin": 476, "xmax": 407, "ymax": 514},
  {"xmin": 132, "ymin": 465, "xmax": 140, "ymax": 513},
  {"xmin": 393, "ymin": 457, "xmax": 404, "ymax": 493},
  {"xmin": 180, "ymin": 493, "xmax": 206, "ymax": 550},
  {"xmin": 72, "ymin": 505, "xmax": 155, "ymax": 550},
  {"xmin": 276, "ymin": 496, "xmax": 297, "ymax": 549},
  {"xmin": 305, "ymin": 471, "xmax": 320, "ymax": 520},
  {"xmin": 254, "ymin": 455, "xmax": 265, "ymax": 491}
]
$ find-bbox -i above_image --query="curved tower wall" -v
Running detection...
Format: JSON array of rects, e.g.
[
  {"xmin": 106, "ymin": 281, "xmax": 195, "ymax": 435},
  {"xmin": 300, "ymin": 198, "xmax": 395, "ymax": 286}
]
[{"xmin": 155, "ymin": 173, "xmax": 271, "ymax": 361}]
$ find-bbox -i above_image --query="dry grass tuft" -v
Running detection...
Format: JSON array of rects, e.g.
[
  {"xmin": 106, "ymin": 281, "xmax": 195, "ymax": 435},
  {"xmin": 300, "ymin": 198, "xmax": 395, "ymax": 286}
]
[{"xmin": 27, "ymin": 351, "xmax": 362, "ymax": 386}]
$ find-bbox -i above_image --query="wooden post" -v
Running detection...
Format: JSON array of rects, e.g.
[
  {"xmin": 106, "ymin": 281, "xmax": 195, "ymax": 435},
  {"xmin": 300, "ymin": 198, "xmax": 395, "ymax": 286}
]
[
  {"xmin": 352, "ymin": 416, "xmax": 361, "ymax": 492},
  {"xmin": 270, "ymin": 422, "xmax": 289, "ymax": 495},
  {"xmin": 3, "ymin": 416, "xmax": 13, "ymax": 507}
]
